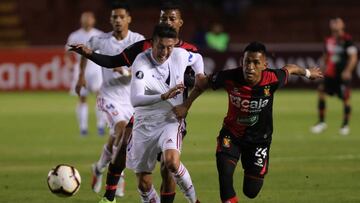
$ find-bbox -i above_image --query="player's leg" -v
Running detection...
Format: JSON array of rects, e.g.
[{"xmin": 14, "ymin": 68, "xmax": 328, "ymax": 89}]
[
  {"xmin": 311, "ymin": 82, "xmax": 327, "ymax": 133},
  {"xmin": 92, "ymin": 97, "xmax": 126, "ymax": 194},
  {"xmin": 137, "ymin": 172, "xmax": 160, "ymax": 203},
  {"xmin": 159, "ymin": 120, "xmax": 187, "ymax": 202},
  {"xmin": 216, "ymin": 128, "xmax": 240, "ymax": 203},
  {"xmin": 161, "ymin": 121, "xmax": 199, "ymax": 203},
  {"xmin": 126, "ymin": 119, "xmax": 161, "ymax": 203},
  {"xmin": 339, "ymin": 82, "xmax": 351, "ymax": 135},
  {"xmin": 159, "ymin": 155, "xmax": 176, "ymax": 203},
  {"xmin": 76, "ymin": 96, "xmax": 89, "ymax": 136},
  {"xmin": 241, "ymin": 143, "xmax": 270, "ymax": 199},
  {"xmin": 103, "ymin": 120, "xmax": 128, "ymax": 200},
  {"xmin": 92, "ymin": 135, "xmax": 115, "ymax": 193},
  {"xmin": 163, "ymin": 149, "xmax": 198, "ymax": 203}
]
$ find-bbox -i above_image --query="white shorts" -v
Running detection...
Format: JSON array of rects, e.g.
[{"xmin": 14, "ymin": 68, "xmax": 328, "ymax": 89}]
[
  {"xmin": 97, "ymin": 96, "xmax": 134, "ymax": 137},
  {"xmin": 126, "ymin": 115, "xmax": 184, "ymax": 173},
  {"xmin": 69, "ymin": 62, "xmax": 102, "ymax": 96}
]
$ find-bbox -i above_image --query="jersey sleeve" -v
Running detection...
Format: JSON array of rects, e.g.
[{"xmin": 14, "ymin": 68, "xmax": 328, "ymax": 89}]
[
  {"xmin": 121, "ymin": 40, "xmax": 148, "ymax": 67},
  {"xmin": 273, "ymin": 68, "xmax": 289, "ymax": 88},
  {"xmin": 345, "ymin": 39, "xmax": 358, "ymax": 55},
  {"xmin": 130, "ymin": 57, "xmax": 162, "ymax": 107},
  {"xmin": 186, "ymin": 51, "xmax": 204, "ymax": 75},
  {"xmin": 210, "ymin": 70, "xmax": 232, "ymax": 90}
]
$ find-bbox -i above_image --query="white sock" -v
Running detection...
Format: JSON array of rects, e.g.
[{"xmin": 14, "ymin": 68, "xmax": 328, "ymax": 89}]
[
  {"xmin": 95, "ymin": 107, "xmax": 106, "ymax": 129},
  {"xmin": 76, "ymin": 103, "xmax": 88, "ymax": 131},
  {"xmin": 138, "ymin": 185, "xmax": 160, "ymax": 203},
  {"xmin": 95, "ymin": 144, "xmax": 112, "ymax": 172},
  {"xmin": 118, "ymin": 171, "xmax": 125, "ymax": 187},
  {"xmin": 172, "ymin": 163, "xmax": 197, "ymax": 203}
]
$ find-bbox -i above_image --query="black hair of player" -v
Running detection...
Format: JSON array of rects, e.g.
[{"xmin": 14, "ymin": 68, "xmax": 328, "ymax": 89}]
[
  {"xmin": 244, "ymin": 41, "xmax": 267, "ymax": 55},
  {"xmin": 111, "ymin": 0, "xmax": 130, "ymax": 13},
  {"xmin": 160, "ymin": 0, "xmax": 182, "ymax": 11},
  {"xmin": 152, "ymin": 24, "xmax": 178, "ymax": 40}
]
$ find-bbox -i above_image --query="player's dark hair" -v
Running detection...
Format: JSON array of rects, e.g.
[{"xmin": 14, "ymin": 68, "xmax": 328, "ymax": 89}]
[
  {"xmin": 160, "ymin": 0, "xmax": 182, "ymax": 11},
  {"xmin": 152, "ymin": 24, "xmax": 178, "ymax": 40},
  {"xmin": 244, "ymin": 41, "xmax": 267, "ymax": 55},
  {"xmin": 111, "ymin": 0, "xmax": 130, "ymax": 13}
]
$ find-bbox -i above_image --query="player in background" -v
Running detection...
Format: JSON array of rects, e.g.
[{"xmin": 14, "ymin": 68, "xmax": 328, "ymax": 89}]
[
  {"xmin": 74, "ymin": 2, "xmax": 144, "ymax": 199},
  {"xmin": 70, "ymin": 2, "xmax": 201, "ymax": 202},
  {"xmin": 310, "ymin": 17, "xmax": 358, "ymax": 136},
  {"xmin": 127, "ymin": 24, "xmax": 203, "ymax": 203},
  {"xmin": 194, "ymin": 42, "xmax": 323, "ymax": 203},
  {"xmin": 65, "ymin": 11, "xmax": 106, "ymax": 136}
]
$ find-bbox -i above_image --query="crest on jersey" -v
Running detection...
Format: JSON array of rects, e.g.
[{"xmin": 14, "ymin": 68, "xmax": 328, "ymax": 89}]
[
  {"xmin": 264, "ymin": 86, "xmax": 271, "ymax": 96},
  {"xmin": 135, "ymin": 71, "xmax": 144, "ymax": 79},
  {"xmin": 222, "ymin": 136, "xmax": 231, "ymax": 148}
]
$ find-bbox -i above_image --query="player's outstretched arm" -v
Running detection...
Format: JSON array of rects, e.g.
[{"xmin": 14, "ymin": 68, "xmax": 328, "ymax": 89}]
[
  {"xmin": 284, "ymin": 64, "xmax": 323, "ymax": 80},
  {"xmin": 68, "ymin": 44, "xmax": 123, "ymax": 68}
]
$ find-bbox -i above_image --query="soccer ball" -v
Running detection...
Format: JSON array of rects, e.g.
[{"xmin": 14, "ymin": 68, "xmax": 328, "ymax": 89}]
[{"xmin": 47, "ymin": 164, "xmax": 81, "ymax": 197}]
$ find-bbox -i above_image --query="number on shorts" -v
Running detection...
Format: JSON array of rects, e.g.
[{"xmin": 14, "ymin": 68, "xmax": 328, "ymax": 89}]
[{"xmin": 255, "ymin": 147, "xmax": 268, "ymax": 159}]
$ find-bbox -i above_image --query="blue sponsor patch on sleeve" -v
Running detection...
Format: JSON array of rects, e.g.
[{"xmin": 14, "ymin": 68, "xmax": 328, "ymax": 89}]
[{"xmin": 188, "ymin": 52, "xmax": 193, "ymax": 62}]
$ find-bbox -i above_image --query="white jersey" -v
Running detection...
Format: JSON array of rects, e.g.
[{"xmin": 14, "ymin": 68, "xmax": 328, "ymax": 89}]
[
  {"xmin": 130, "ymin": 47, "xmax": 204, "ymax": 117},
  {"xmin": 66, "ymin": 28, "xmax": 103, "ymax": 94},
  {"xmin": 88, "ymin": 31, "xmax": 145, "ymax": 103}
]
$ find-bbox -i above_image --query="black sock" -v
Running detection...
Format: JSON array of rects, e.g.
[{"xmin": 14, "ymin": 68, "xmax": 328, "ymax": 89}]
[
  {"xmin": 161, "ymin": 192, "xmax": 176, "ymax": 203},
  {"xmin": 104, "ymin": 163, "xmax": 122, "ymax": 201},
  {"xmin": 318, "ymin": 99, "xmax": 325, "ymax": 123},
  {"xmin": 343, "ymin": 105, "xmax": 351, "ymax": 126}
]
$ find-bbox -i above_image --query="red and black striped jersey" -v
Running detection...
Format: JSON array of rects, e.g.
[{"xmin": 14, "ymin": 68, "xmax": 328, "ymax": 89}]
[
  {"xmin": 324, "ymin": 33, "xmax": 356, "ymax": 79},
  {"xmin": 211, "ymin": 67, "xmax": 288, "ymax": 143}
]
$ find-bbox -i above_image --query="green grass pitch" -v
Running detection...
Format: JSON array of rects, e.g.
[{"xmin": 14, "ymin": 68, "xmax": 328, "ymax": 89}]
[{"xmin": 0, "ymin": 90, "xmax": 359, "ymax": 203}]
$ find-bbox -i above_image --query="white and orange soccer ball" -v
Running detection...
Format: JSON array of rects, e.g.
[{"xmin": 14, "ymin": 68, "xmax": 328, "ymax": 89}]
[{"xmin": 47, "ymin": 164, "xmax": 81, "ymax": 197}]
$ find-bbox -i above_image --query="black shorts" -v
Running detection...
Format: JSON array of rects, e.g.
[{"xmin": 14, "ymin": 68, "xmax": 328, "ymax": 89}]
[
  {"xmin": 216, "ymin": 127, "xmax": 270, "ymax": 178},
  {"xmin": 323, "ymin": 77, "xmax": 351, "ymax": 100}
]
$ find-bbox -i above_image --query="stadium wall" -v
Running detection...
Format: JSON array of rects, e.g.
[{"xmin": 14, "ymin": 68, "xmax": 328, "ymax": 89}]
[{"xmin": 1, "ymin": 46, "xmax": 360, "ymax": 91}]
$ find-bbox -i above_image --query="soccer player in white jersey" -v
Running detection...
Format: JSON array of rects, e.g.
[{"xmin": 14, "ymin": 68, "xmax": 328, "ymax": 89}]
[
  {"xmin": 74, "ymin": 3, "xmax": 144, "ymax": 200},
  {"xmin": 65, "ymin": 11, "xmax": 105, "ymax": 136},
  {"xmin": 126, "ymin": 24, "xmax": 205, "ymax": 203}
]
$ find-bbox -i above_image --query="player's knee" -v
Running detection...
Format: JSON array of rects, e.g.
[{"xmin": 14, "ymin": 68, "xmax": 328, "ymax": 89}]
[
  {"xmin": 242, "ymin": 175, "xmax": 263, "ymax": 199},
  {"xmin": 164, "ymin": 158, "xmax": 179, "ymax": 173},
  {"xmin": 163, "ymin": 150, "xmax": 180, "ymax": 173},
  {"xmin": 138, "ymin": 175, "xmax": 152, "ymax": 192}
]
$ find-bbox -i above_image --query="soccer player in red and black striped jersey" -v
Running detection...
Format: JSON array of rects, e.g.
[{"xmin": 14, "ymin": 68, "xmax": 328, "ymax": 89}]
[
  {"xmin": 311, "ymin": 17, "xmax": 358, "ymax": 136},
  {"xmin": 197, "ymin": 42, "xmax": 323, "ymax": 203},
  {"xmin": 70, "ymin": 2, "xmax": 202, "ymax": 203}
]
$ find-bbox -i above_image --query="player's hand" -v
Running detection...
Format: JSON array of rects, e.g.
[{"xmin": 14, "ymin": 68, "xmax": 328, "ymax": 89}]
[
  {"xmin": 341, "ymin": 70, "xmax": 352, "ymax": 81},
  {"xmin": 75, "ymin": 76, "xmax": 86, "ymax": 97},
  {"xmin": 172, "ymin": 104, "xmax": 189, "ymax": 119},
  {"xmin": 68, "ymin": 44, "xmax": 93, "ymax": 57},
  {"xmin": 113, "ymin": 67, "xmax": 131, "ymax": 77},
  {"xmin": 161, "ymin": 84, "xmax": 185, "ymax": 100},
  {"xmin": 308, "ymin": 67, "xmax": 324, "ymax": 80}
]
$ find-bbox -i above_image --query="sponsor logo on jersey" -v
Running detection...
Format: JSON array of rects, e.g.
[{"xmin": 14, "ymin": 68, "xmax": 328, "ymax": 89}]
[
  {"xmin": 222, "ymin": 136, "xmax": 231, "ymax": 148},
  {"xmin": 237, "ymin": 115, "xmax": 259, "ymax": 126},
  {"xmin": 229, "ymin": 94, "xmax": 269, "ymax": 111},
  {"xmin": 135, "ymin": 71, "xmax": 144, "ymax": 79},
  {"xmin": 264, "ymin": 85, "xmax": 271, "ymax": 96}
]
